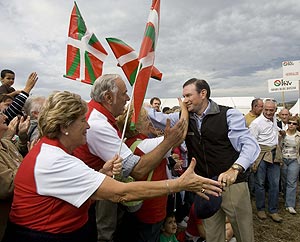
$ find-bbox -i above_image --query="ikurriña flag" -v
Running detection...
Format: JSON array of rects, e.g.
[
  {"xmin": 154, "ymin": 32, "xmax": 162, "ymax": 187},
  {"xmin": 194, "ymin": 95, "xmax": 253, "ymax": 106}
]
[
  {"xmin": 106, "ymin": 37, "xmax": 162, "ymax": 86},
  {"xmin": 64, "ymin": 1, "xmax": 108, "ymax": 85},
  {"xmin": 131, "ymin": 0, "xmax": 160, "ymax": 127}
]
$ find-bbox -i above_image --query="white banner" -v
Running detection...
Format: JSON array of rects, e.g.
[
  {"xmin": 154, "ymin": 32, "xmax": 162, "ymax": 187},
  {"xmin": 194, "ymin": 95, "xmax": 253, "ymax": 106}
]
[
  {"xmin": 282, "ymin": 60, "xmax": 300, "ymax": 82},
  {"xmin": 268, "ymin": 78, "xmax": 299, "ymax": 93}
]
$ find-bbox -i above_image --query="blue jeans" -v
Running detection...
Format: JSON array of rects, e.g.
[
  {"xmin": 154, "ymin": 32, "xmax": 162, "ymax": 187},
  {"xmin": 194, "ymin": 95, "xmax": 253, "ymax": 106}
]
[
  {"xmin": 281, "ymin": 158, "xmax": 300, "ymax": 208},
  {"xmin": 255, "ymin": 160, "xmax": 280, "ymax": 214}
]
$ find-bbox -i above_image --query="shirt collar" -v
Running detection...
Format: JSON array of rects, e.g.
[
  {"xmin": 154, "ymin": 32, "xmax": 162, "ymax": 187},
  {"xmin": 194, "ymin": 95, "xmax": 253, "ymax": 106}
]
[
  {"xmin": 261, "ymin": 113, "xmax": 278, "ymax": 128},
  {"xmin": 193, "ymin": 100, "xmax": 211, "ymax": 120},
  {"xmin": 89, "ymin": 100, "xmax": 116, "ymax": 126},
  {"xmin": 88, "ymin": 99, "xmax": 121, "ymax": 137}
]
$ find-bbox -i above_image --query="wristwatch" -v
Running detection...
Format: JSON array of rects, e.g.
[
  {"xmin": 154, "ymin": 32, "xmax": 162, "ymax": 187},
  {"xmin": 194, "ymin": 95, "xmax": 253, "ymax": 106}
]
[{"xmin": 231, "ymin": 163, "xmax": 244, "ymax": 174}]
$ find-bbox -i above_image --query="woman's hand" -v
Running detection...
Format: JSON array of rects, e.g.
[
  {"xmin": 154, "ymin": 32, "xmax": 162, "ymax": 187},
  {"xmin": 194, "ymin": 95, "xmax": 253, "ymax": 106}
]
[
  {"xmin": 178, "ymin": 97, "xmax": 189, "ymax": 139},
  {"xmin": 18, "ymin": 116, "xmax": 30, "ymax": 144},
  {"xmin": 28, "ymin": 138, "xmax": 39, "ymax": 151},
  {"xmin": 18, "ymin": 116, "xmax": 30, "ymax": 135},
  {"xmin": 178, "ymin": 158, "xmax": 222, "ymax": 200},
  {"xmin": 163, "ymin": 98, "xmax": 189, "ymax": 148},
  {"xmin": 5, "ymin": 116, "xmax": 19, "ymax": 139},
  {"xmin": 100, "ymin": 154, "xmax": 123, "ymax": 177},
  {"xmin": 172, "ymin": 154, "xmax": 183, "ymax": 171}
]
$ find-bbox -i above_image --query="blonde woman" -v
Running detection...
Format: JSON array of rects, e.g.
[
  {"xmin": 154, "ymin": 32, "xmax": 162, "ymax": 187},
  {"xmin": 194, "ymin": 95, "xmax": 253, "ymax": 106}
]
[
  {"xmin": 280, "ymin": 116, "xmax": 300, "ymax": 214},
  {"xmin": 3, "ymin": 91, "xmax": 222, "ymax": 242}
]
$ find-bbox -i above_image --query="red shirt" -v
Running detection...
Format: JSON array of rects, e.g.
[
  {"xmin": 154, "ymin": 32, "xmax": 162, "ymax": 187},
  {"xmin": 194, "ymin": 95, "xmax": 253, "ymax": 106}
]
[
  {"xmin": 186, "ymin": 203, "xmax": 203, "ymax": 236},
  {"xmin": 10, "ymin": 137, "xmax": 97, "ymax": 233},
  {"xmin": 126, "ymin": 134, "xmax": 168, "ymax": 223}
]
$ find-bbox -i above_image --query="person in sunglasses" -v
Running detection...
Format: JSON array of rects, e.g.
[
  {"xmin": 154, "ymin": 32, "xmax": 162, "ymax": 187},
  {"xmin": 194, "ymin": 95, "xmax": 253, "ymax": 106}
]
[{"xmin": 279, "ymin": 116, "xmax": 300, "ymax": 215}]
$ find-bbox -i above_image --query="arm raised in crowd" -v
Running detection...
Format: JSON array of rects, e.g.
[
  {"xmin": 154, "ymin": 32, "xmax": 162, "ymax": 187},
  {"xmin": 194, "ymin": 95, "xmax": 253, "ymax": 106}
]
[{"xmin": 4, "ymin": 72, "xmax": 38, "ymax": 123}]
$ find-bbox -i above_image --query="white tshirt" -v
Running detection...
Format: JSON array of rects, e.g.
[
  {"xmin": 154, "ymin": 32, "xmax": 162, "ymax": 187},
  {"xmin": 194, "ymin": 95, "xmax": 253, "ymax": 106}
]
[{"xmin": 35, "ymin": 143, "xmax": 105, "ymax": 208}]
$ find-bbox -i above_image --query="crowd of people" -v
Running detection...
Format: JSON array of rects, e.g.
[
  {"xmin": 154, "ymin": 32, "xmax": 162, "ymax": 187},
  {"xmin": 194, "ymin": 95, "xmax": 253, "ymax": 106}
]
[
  {"xmin": 245, "ymin": 99, "xmax": 300, "ymax": 222},
  {"xmin": 0, "ymin": 70, "xmax": 222, "ymax": 242},
  {"xmin": 156, "ymin": 95, "xmax": 300, "ymax": 240},
  {"xmin": 0, "ymin": 68, "xmax": 299, "ymax": 242}
]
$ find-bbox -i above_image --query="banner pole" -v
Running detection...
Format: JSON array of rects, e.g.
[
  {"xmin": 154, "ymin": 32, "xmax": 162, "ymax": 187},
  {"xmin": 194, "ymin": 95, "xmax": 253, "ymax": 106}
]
[
  {"xmin": 282, "ymin": 91, "xmax": 285, "ymax": 108},
  {"xmin": 299, "ymin": 79, "xmax": 300, "ymax": 99}
]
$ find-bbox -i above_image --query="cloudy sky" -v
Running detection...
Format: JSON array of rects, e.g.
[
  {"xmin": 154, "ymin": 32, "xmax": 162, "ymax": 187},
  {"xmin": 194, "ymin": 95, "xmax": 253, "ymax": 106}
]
[{"xmin": 1, "ymin": 0, "xmax": 300, "ymax": 102}]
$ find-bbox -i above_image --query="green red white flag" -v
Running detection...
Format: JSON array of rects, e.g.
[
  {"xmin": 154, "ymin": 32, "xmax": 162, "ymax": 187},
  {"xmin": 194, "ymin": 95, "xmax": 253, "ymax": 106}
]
[
  {"xmin": 106, "ymin": 37, "xmax": 162, "ymax": 86},
  {"xmin": 131, "ymin": 0, "xmax": 160, "ymax": 126},
  {"xmin": 64, "ymin": 1, "xmax": 108, "ymax": 85}
]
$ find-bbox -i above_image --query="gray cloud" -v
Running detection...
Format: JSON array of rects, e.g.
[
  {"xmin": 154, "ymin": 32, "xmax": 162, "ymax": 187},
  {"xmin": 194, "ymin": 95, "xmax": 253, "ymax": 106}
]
[{"xmin": 0, "ymin": 0, "xmax": 299, "ymax": 102}]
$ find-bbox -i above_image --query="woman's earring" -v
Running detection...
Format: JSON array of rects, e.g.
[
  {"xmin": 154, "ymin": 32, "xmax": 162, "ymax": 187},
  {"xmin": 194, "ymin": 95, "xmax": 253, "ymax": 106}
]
[{"xmin": 65, "ymin": 132, "xmax": 69, "ymax": 136}]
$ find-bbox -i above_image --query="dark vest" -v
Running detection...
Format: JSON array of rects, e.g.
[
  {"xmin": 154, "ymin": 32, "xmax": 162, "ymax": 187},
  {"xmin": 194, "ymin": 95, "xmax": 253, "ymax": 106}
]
[{"xmin": 185, "ymin": 104, "xmax": 248, "ymax": 183}]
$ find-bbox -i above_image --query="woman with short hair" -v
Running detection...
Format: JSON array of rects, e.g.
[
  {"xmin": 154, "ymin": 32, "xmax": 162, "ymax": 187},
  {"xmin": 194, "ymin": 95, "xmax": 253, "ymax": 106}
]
[
  {"xmin": 3, "ymin": 91, "xmax": 222, "ymax": 242},
  {"xmin": 280, "ymin": 115, "xmax": 300, "ymax": 214}
]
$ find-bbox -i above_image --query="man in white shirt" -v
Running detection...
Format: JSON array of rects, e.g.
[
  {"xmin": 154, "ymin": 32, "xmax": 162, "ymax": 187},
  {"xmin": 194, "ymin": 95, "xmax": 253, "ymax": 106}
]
[
  {"xmin": 73, "ymin": 74, "xmax": 188, "ymax": 242},
  {"xmin": 249, "ymin": 99, "xmax": 283, "ymax": 223}
]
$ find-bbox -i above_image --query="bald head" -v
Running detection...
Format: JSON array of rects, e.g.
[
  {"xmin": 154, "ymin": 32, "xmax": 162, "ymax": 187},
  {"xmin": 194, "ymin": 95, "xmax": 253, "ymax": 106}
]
[
  {"xmin": 263, "ymin": 99, "xmax": 277, "ymax": 121},
  {"xmin": 251, "ymin": 98, "xmax": 263, "ymax": 116},
  {"xmin": 90, "ymin": 74, "xmax": 130, "ymax": 117},
  {"xmin": 279, "ymin": 108, "xmax": 290, "ymax": 124}
]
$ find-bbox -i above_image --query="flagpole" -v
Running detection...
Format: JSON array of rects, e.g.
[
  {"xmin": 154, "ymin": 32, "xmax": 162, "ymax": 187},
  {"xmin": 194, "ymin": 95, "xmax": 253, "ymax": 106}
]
[
  {"xmin": 114, "ymin": 61, "xmax": 143, "ymax": 180},
  {"xmin": 118, "ymin": 61, "xmax": 143, "ymax": 154},
  {"xmin": 116, "ymin": 0, "xmax": 160, "ymax": 169}
]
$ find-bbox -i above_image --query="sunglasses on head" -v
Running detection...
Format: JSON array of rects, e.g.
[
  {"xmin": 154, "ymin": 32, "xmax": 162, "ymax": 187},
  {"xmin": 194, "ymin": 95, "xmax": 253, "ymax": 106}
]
[{"xmin": 288, "ymin": 122, "xmax": 298, "ymax": 125}]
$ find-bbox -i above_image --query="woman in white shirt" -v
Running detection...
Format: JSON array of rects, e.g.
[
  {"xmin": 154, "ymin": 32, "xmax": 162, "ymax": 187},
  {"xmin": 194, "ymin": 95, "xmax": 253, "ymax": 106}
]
[{"xmin": 280, "ymin": 116, "xmax": 300, "ymax": 214}]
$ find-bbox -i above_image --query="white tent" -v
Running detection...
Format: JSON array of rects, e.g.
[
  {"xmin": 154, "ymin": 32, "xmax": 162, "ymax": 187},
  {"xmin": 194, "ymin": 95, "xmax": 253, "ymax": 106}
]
[
  {"xmin": 144, "ymin": 96, "xmax": 255, "ymax": 115},
  {"xmin": 211, "ymin": 97, "xmax": 254, "ymax": 115},
  {"xmin": 289, "ymin": 98, "xmax": 300, "ymax": 115}
]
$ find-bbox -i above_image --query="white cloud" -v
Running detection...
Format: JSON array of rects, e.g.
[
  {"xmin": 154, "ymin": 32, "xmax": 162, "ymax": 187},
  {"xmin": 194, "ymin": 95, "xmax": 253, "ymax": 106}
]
[{"xmin": 0, "ymin": 0, "xmax": 300, "ymax": 103}]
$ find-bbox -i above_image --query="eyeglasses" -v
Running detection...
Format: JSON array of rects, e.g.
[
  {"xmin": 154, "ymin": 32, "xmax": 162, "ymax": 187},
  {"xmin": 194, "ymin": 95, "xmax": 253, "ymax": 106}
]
[{"xmin": 288, "ymin": 122, "xmax": 298, "ymax": 125}]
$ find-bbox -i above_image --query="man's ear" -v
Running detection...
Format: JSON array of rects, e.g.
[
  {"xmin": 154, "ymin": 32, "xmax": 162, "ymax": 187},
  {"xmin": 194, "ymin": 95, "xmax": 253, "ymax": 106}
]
[
  {"xmin": 200, "ymin": 89, "xmax": 207, "ymax": 98},
  {"xmin": 104, "ymin": 91, "xmax": 113, "ymax": 105}
]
